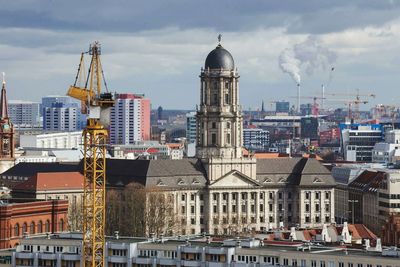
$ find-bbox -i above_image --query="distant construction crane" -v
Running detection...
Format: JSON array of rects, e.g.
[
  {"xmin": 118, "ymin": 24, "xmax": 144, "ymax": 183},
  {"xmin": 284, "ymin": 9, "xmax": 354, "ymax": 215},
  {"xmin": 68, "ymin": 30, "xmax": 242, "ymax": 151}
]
[
  {"xmin": 325, "ymin": 89, "xmax": 376, "ymax": 120},
  {"xmin": 67, "ymin": 42, "xmax": 114, "ymax": 267}
]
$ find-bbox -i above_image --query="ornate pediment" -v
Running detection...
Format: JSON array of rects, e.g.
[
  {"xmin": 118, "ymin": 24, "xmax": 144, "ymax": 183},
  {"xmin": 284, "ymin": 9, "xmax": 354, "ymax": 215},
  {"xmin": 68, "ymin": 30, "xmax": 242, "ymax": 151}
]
[
  {"xmin": 278, "ymin": 177, "xmax": 287, "ymax": 183},
  {"xmin": 210, "ymin": 170, "xmax": 261, "ymax": 188},
  {"xmin": 313, "ymin": 177, "xmax": 323, "ymax": 183},
  {"xmin": 263, "ymin": 177, "xmax": 273, "ymax": 183}
]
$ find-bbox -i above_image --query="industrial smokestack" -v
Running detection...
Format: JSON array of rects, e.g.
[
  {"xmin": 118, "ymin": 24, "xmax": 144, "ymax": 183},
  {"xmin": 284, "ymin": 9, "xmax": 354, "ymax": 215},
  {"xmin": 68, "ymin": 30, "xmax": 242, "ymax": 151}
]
[
  {"xmin": 321, "ymin": 84, "xmax": 325, "ymax": 112},
  {"xmin": 297, "ymin": 83, "xmax": 301, "ymax": 114}
]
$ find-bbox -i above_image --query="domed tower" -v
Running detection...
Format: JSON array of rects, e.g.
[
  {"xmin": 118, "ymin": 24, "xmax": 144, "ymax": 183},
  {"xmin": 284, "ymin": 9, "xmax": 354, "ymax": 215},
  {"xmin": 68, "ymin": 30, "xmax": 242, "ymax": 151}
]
[{"xmin": 196, "ymin": 38, "xmax": 256, "ymax": 182}]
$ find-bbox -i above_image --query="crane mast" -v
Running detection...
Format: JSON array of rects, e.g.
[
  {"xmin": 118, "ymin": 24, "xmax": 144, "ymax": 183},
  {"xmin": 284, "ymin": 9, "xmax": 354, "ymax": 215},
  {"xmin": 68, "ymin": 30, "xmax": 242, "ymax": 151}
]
[{"xmin": 67, "ymin": 42, "xmax": 114, "ymax": 267}]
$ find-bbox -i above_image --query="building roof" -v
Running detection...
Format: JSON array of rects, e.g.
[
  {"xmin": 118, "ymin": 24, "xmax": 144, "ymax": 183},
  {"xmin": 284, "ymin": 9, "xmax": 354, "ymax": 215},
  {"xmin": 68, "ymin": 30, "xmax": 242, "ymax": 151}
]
[
  {"xmin": 4, "ymin": 157, "xmax": 335, "ymax": 190},
  {"xmin": 348, "ymin": 224, "xmax": 377, "ymax": 241},
  {"xmin": 349, "ymin": 170, "xmax": 385, "ymax": 192},
  {"xmin": 13, "ymin": 172, "xmax": 83, "ymax": 191},
  {"xmin": 256, "ymin": 158, "xmax": 335, "ymax": 187},
  {"xmin": 1, "ymin": 162, "xmax": 79, "ymax": 178},
  {"xmin": 204, "ymin": 44, "xmax": 234, "ymax": 70}
]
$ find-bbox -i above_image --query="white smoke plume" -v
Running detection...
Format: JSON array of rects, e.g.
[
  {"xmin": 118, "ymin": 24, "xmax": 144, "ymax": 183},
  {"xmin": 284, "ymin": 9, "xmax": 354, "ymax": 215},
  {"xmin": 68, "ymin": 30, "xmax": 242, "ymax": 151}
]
[{"xmin": 278, "ymin": 36, "xmax": 337, "ymax": 85}]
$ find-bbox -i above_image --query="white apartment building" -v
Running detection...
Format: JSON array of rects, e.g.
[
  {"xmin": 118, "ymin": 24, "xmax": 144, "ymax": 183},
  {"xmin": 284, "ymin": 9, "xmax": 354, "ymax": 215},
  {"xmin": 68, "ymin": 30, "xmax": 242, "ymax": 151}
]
[
  {"xmin": 43, "ymin": 106, "xmax": 78, "ymax": 131},
  {"xmin": 8, "ymin": 100, "xmax": 40, "ymax": 128},
  {"xmin": 19, "ymin": 131, "xmax": 82, "ymax": 149},
  {"xmin": 110, "ymin": 94, "xmax": 150, "ymax": 145},
  {"xmin": 10, "ymin": 233, "xmax": 400, "ymax": 267}
]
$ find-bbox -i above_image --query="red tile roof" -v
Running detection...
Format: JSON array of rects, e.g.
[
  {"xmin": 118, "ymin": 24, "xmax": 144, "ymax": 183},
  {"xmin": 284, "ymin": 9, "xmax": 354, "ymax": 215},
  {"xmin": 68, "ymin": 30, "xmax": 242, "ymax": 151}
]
[
  {"xmin": 348, "ymin": 224, "xmax": 377, "ymax": 240},
  {"xmin": 13, "ymin": 172, "xmax": 84, "ymax": 191}
]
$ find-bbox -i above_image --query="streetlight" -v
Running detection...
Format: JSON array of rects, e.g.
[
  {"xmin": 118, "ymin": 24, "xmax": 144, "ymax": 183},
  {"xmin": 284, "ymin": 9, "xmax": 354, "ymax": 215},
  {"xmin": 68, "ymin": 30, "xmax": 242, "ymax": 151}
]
[{"xmin": 348, "ymin": 200, "xmax": 359, "ymax": 224}]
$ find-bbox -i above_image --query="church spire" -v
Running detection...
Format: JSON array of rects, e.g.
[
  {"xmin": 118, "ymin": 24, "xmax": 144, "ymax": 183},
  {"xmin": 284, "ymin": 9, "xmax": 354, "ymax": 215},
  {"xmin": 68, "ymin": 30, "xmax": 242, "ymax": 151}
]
[{"xmin": 0, "ymin": 72, "xmax": 8, "ymax": 119}]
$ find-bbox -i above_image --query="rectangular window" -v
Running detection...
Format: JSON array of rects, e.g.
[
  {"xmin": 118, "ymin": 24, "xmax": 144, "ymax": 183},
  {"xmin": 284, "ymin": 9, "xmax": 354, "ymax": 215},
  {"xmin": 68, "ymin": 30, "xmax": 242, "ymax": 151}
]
[{"xmin": 212, "ymin": 133, "xmax": 216, "ymax": 145}]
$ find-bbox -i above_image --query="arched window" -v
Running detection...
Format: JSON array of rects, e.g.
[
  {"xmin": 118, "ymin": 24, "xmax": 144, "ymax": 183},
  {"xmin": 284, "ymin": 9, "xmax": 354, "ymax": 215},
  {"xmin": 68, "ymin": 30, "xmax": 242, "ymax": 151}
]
[
  {"xmin": 45, "ymin": 220, "xmax": 50, "ymax": 233},
  {"xmin": 30, "ymin": 222, "xmax": 35, "ymax": 234},
  {"xmin": 22, "ymin": 223, "xmax": 27, "ymax": 235},
  {"xmin": 37, "ymin": 221, "xmax": 43, "ymax": 233},
  {"xmin": 14, "ymin": 224, "xmax": 19, "ymax": 237},
  {"xmin": 59, "ymin": 219, "xmax": 64, "ymax": 232}
]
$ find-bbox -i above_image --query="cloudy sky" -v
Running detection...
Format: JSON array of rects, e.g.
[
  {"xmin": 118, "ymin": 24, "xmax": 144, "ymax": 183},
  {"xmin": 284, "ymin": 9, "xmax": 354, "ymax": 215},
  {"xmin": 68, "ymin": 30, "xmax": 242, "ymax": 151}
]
[{"xmin": 1, "ymin": 0, "xmax": 400, "ymax": 110}]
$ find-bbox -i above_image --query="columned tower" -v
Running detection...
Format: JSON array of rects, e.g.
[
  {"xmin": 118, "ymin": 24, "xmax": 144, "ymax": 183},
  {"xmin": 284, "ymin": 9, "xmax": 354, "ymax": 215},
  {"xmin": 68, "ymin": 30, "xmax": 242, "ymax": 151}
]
[
  {"xmin": 0, "ymin": 73, "xmax": 14, "ymax": 159},
  {"xmin": 196, "ymin": 39, "xmax": 256, "ymax": 182}
]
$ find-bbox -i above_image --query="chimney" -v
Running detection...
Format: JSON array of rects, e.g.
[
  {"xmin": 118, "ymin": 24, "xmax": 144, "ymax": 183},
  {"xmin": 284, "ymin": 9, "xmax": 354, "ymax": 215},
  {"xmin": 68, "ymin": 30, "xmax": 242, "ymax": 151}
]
[
  {"xmin": 206, "ymin": 235, "xmax": 210, "ymax": 244},
  {"xmin": 375, "ymin": 238, "xmax": 382, "ymax": 252},
  {"xmin": 236, "ymin": 237, "xmax": 241, "ymax": 248},
  {"xmin": 114, "ymin": 231, "xmax": 119, "ymax": 240},
  {"xmin": 364, "ymin": 239, "xmax": 370, "ymax": 251},
  {"xmin": 150, "ymin": 233, "xmax": 155, "ymax": 242},
  {"xmin": 289, "ymin": 227, "xmax": 296, "ymax": 241},
  {"xmin": 160, "ymin": 233, "xmax": 165, "ymax": 243}
]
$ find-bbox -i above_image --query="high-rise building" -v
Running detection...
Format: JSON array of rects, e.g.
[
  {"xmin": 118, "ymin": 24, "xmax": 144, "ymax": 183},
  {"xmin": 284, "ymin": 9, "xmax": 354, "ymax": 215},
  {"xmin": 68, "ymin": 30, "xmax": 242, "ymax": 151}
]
[
  {"xmin": 110, "ymin": 93, "xmax": 150, "ymax": 145},
  {"xmin": 243, "ymin": 127, "xmax": 270, "ymax": 152},
  {"xmin": 275, "ymin": 101, "xmax": 290, "ymax": 113},
  {"xmin": 301, "ymin": 117, "xmax": 319, "ymax": 140},
  {"xmin": 43, "ymin": 103, "xmax": 78, "ymax": 131},
  {"xmin": 186, "ymin": 111, "xmax": 197, "ymax": 143},
  {"xmin": 41, "ymin": 95, "xmax": 86, "ymax": 130},
  {"xmin": 8, "ymin": 100, "xmax": 40, "ymax": 128}
]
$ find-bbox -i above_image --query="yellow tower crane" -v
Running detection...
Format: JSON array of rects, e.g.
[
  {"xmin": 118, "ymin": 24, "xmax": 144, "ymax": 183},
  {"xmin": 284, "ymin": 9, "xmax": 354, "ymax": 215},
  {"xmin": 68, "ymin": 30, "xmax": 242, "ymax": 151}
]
[{"xmin": 67, "ymin": 42, "xmax": 114, "ymax": 267}]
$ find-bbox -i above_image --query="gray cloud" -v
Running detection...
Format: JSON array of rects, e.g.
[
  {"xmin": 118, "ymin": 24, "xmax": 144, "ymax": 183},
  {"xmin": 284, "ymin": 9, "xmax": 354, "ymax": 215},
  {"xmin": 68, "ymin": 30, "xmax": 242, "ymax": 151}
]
[{"xmin": 1, "ymin": 0, "xmax": 400, "ymax": 109}]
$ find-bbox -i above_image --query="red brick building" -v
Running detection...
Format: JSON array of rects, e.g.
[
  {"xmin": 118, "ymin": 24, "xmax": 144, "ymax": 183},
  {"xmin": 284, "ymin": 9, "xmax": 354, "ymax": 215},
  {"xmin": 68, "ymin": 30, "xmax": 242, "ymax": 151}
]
[{"xmin": 0, "ymin": 199, "xmax": 68, "ymax": 249}]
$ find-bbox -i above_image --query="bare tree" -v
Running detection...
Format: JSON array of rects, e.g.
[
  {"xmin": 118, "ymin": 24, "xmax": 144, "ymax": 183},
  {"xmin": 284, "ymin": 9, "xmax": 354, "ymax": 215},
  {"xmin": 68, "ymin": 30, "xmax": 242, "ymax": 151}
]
[
  {"xmin": 105, "ymin": 184, "xmax": 177, "ymax": 237},
  {"xmin": 68, "ymin": 196, "xmax": 83, "ymax": 231},
  {"xmin": 144, "ymin": 188, "xmax": 177, "ymax": 236}
]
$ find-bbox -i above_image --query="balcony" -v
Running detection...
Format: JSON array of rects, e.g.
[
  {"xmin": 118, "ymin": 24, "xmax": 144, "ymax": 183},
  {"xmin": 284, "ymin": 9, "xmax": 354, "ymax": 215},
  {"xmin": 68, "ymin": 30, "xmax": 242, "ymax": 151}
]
[
  {"xmin": 206, "ymin": 262, "xmax": 227, "ymax": 267},
  {"xmin": 134, "ymin": 257, "xmax": 153, "ymax": 265},
  {"xmin": 205, "ymin": 248, "xmax": 226, "ymax": 255},
  {"xmin": 39, "ymin": 253, "xmax": 57, "ymax": 260},
  {"xmin": 108, "ymin": 255, "xmax": 128, "ymax": 263},
  {"xmin": 61, "ymin": 253, "xmax": 81, "ymax": 261},
  {"xmin": 181, "ymin": 260, "xmax": 202, "ymax": 267},
  {"xmin": 182, "ymin": 247, "xmax": 202, "ymax": 253},
  {"xmin": 15, "ymin": 252, "xmax": 34, "ymax": 259},
  {"xmin": 158, "ymin": 258, "xmax": 177, "ymax": 265}
]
